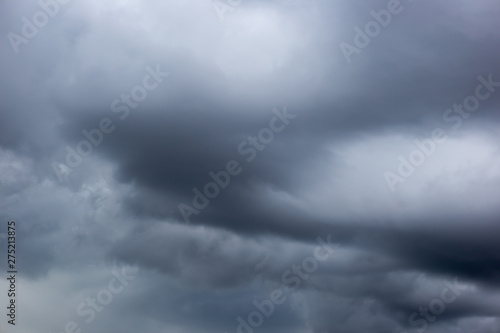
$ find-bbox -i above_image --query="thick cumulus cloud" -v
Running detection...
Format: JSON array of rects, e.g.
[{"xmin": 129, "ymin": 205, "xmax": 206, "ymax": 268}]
[{"xmin": 1, "ymin": 0, "xmax": 500, "ymax": 332}]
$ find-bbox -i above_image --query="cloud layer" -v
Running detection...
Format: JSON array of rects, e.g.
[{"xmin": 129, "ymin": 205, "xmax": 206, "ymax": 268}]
[{"xmin": 1, "ymin": 0, "xmax": 500, "ymax": 332}]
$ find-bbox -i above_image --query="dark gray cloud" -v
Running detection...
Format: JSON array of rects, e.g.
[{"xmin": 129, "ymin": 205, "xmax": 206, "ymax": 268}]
[{"xmin": 1, "ymin": 0, "xmax": 500, "ymax": 332}]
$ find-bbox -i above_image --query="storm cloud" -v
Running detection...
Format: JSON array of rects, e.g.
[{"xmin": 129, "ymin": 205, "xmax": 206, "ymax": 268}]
[{"xmin": 1, "ymin": 0, "xmax": 500, "ymax": 332}]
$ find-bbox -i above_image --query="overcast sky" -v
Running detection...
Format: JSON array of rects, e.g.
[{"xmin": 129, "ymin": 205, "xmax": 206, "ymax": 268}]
[{"xmin": 1, "ymin": 0, "xmax": 500, "ymax": 332}]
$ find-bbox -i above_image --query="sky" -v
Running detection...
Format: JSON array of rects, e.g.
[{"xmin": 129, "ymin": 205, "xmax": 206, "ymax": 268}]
[{"xmin": 1, "ymin": 0, "xmax": 500, "ymax": 332}]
